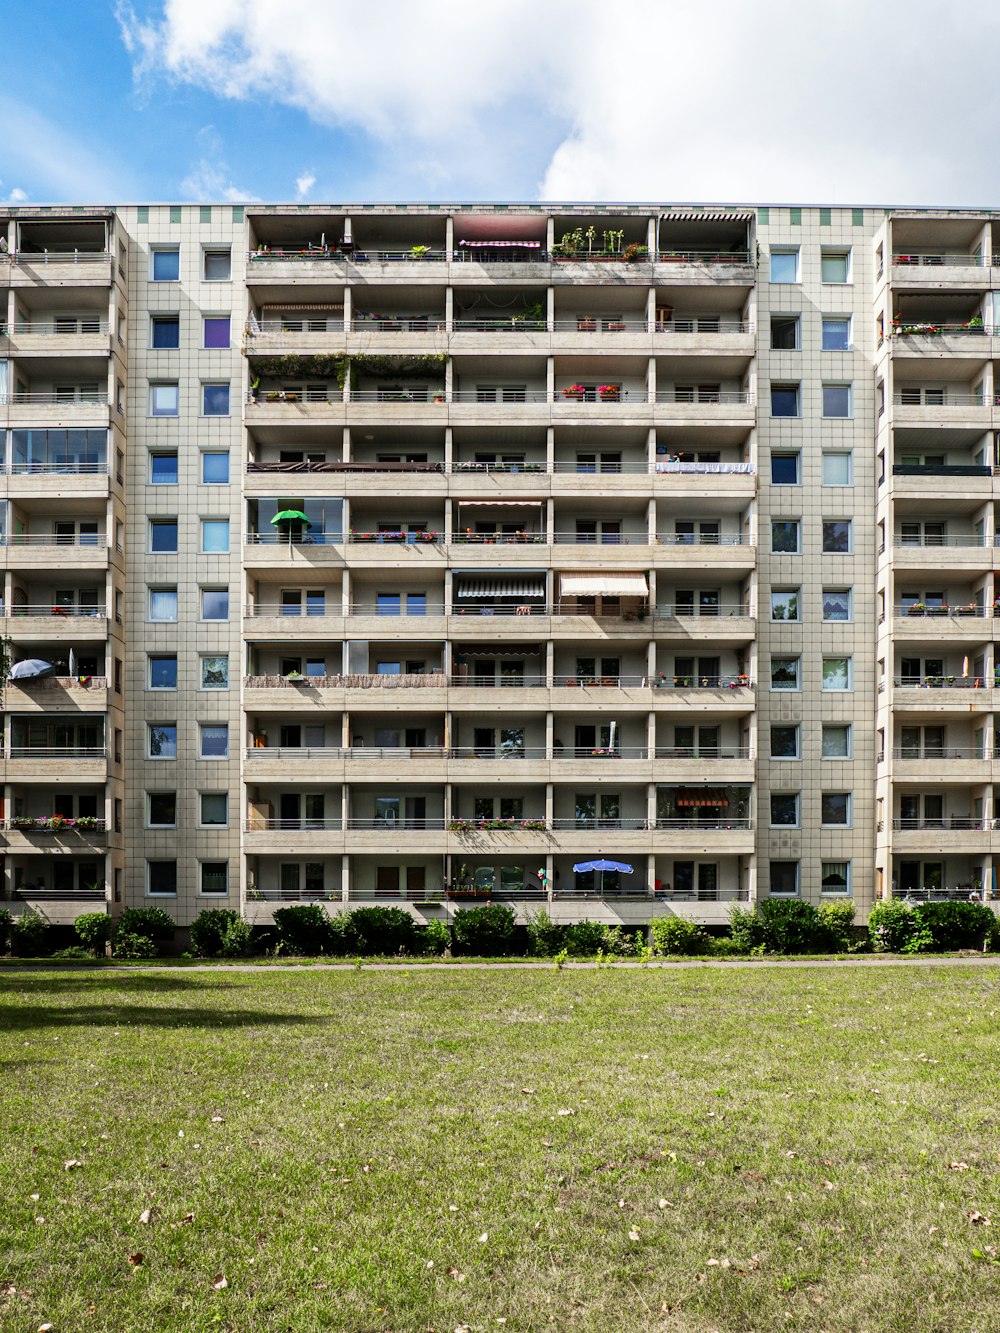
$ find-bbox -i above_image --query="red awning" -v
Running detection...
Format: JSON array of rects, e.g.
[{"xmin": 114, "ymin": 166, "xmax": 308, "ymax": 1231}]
[
  {"xmin": 459, "ymin": 240, "xmax": 542, "ymax": 248},
  {"xmin": 456, "ymin": 644, "xmax": 541, "ymax": 657},
  {"xmin": 675, "ymin": 789, "xmax": 729, "ymax": 807}
]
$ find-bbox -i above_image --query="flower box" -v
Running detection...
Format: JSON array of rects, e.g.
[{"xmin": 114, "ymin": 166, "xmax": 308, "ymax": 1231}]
[
  {"xmin": 598, "ymin": 385, "xmax": 621, "ymax": 401},
  {"xmin": 577, "ymin": 318, "xmax": 597, "ymax": 332},
  {"xmin": 562, "ymin": 385, "xmax": 586, "ymax": 400}
]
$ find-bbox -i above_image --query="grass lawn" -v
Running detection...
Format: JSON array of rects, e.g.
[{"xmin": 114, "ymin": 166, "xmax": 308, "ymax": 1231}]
[{"xmin": 1, "ymin": 965, "xmax": 998, "ymax": 1332}]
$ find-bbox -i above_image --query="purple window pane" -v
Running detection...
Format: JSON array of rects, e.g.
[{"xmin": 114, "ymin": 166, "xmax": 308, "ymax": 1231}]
[{"xmin": 204, "ymin": 318, "xmax": 230, "ymax": 349}]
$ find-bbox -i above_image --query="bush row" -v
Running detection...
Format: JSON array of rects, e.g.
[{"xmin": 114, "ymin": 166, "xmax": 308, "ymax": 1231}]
[{"xmin": 1, "ymin": 898, "xmax": 996, "ymax": 961}]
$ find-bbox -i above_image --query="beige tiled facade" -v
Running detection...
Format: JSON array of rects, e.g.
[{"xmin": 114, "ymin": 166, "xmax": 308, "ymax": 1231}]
[{"xmin": 1, "ymin": 201, "xmax": 995, "ymax": 932}]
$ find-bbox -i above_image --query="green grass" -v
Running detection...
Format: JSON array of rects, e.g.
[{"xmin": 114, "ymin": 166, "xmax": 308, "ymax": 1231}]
[{"xmin": 1, "ymin": 965, "xmax": 998, "ymax": 1331}]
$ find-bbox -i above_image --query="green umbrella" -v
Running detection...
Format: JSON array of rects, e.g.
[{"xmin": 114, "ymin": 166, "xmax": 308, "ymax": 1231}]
[{"xmin": 271, "ymin": 509, "xmax": 311, "ymax": 526}]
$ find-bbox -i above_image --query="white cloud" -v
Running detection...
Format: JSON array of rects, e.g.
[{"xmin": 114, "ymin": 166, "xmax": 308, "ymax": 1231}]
[
  {"xmin": 5, "ymin": 187, "xmax": 28, "ymax": 204},
  {"xmin": 295, "ymin": 172, "xmax": 316, "ymax": 201},
  {"xmin": 118, "ymin": 0, "xmax": 1000, "ymax": 204},
  {"xmin": 180, "ymin": 125, "xmax": 259, "ymax": 202}
]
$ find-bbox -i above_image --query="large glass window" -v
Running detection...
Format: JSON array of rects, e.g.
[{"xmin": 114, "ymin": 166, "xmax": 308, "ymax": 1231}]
[
  {"xmin": 150, "ymin": 315, "xmax": 180, "ymax": 349},
  {"xmin": 150, "ymin": 452, "xmax": 178, "ymax": 484},
  {"xmin": 201, "ymin": 588, "xmax": 229, "ymax": 620},
  {"xmin": 203, "ymin": 249, "xmax": 231, "ymax": 281},
  {"xmin": 822, "ymin": 452, "xmax": 853, "ymax": 485},
  {"xmin": 149, "ymin": 519, "xmax": 178, "ymax": 553},
  {"xmin": 151, "ymin": 248, "xmax": 180, "ymax": 282},
  {"xmin": 201, "ymin": 519, "xmax": 230, "ymax": 553},
  {"xmin": 822, "ymin": 589, "xmax": 852, "ymax": 621},
  {"xmin": 147, "ymin": 723, "xmax": 177, "ymax": 759},
  {"xmin": 770, "ymin": 726, "xmax": 800, "ymax": 759},
  {"xmin": 821, "ymin": 861, "xmax": 851, "ymax": 895},
  {"xmin": 148, "ymin": 655, "xmax": 177, "ymax": 689},
  {"xmin": 771, "ymin": 453, "xmax": 799, "ymax": 485},
  {"xmin": 200, "ymin": 862, "xmax": 229, "ymax": 896},
  {"xmin": 822, "ymin": 383, "xmax": 852, "ymax": 418},
  {"xmin": 822, "ymin": 520, "xmax": 852, "ymax": 553},
  {"xmin": 822, "ymin": 724, "xmax": 852, "ymax": 758},
  {"xmin": 822, "ymin": 657, "xmax": 852, "ymax": 690},
  {"xmin": 771, "ymin": 520, "xmax": 800, "ymax": 554},
  {"xmin": 769, "ymin": 249, "xmax": 799, "ymax": 283},
  {"xmin": 149, "ymin": 383, "xmax": 179, "ymax": 416},
  {"xmin": 202, "ymin": 452, "xmax": 230, "ymax": 484},
  {"xmin": 771, "ymin": 657, "xmax": 800, "ymax": 691},
  {"xmin": 821, "ymin": 793, "xmax": 851, "ymax": 826},
  {"xmin": 770, "ymin": 384, "xmax": 800, "ymax": 417},
  {"xmin": 200, "ymin": 794, "xmax": 228, "ymax": 827},
  {"xmin": 147, "ymin": 792, "xmax": 177, "ymax": 827},
  {"xmin": 202, "ymin": 383, "xmax": 230, "ymax": 416},
  {"xmin": 11, "ymin": 428, "xmax": 107, "ymax": 473},
  {"xmin": 769, "ymin": 862, "xmax": 800, "ymax": 896},
  {"xmin": 822, "ymin": 317, "xmax": 851, "ymax": 350},
  {"xmin": 199, "ymin": 724, "xmax": 228, "ymax": 758},
  {"xmin": 821, "ymin": 249, "xmax": 851, "ymax": 283},
  {"xmin": 771, "ymin": 589, "xmax": 799, "ymax": 621},
  {"xmin": 148, "ymin": 587, "xmax": 178, "ymax": 621},
  {"xmin": 147, "ymin": 860, "xmax": 178, "ymax": 894},
  {"xmin": 770, "ymin": 793, "xmax": 799, "ymax": 827}
]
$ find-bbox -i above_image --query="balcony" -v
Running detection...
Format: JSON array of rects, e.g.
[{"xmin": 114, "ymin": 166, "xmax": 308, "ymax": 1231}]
[
  {"xmin": 8, "ymin": 319, "xmax": 112, "ymax": 355},
  {"xmin": 890, "ymin": 604, "xmax": 990, "ymax": 640},
  {"xmin": 891, "ymin": 390, "xmax": 990, "ymax": 428},
  {"xmin": 11, "ymin": 250, "xmax": 115, "ymax": 286},
  {"xmin": 889, "ymin": 253, "xmax": 988, "ymax": 288},
  {"xmin": 4, "ymin": 676, "xmax": 109, "ymax": 711},
  {"xmin": 4, "ymin": 745, "xmax": 108, "ymax": 781},
  {"xmin": 5, "ymin": 607, "xmax": 109, "ymax": 640},
  {"xmin": 3, "ymin": 816, "xmax": 108, "ymax": 853}
]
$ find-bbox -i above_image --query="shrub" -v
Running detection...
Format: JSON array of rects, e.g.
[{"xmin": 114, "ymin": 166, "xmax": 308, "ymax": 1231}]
[
  {"xmin": 451, "ymin": 904, "xmax": 516, "ymax": 956},
  {"xmin": 75, "ymin": 912, "xmax": 113, "ymax": 955},
  {"xmin": 650, "ymin": 916, "xmax": 703, "ymax": 956},
  {"xmin": 757, "ymin": 899, "xmax": 826, "ymax": 953},
  {"xmin": 11, "ymin": 910, "xmax": 49, "ymax": 956},
  {"xmin": 272, "ymin": 904, "xmax": 331, "ymax": 955},
  {"xmin": 327, "ymin": 913, "xmax": 361, "ymax": 956},
  {"xmin": 564, "ymin": 920, "xmax": 611, "ymax": 956},
  {"xmin": 421, "ymin": 919, "xmax": 451, "ymax": 956},
  {"xmin": 50, "ymin": 945, "xmax": 94, "ymax": 961},
  {"xmin": 189, "ymin": 909, "xmax": 251, "ymax": 958},
  {"xmin": 706, "ymin": 935, "xmax": 747, "ymax": 958},
  {"xmin": 728, "ymin": 905, "xmax": 766, "ymax": 952},
  {"xmin": 526, "ymin": 910, "xmax": 567, "ymax": 957},
  {"xmin": 117, "ymin": 907, "xmax": 175, "ymax": 941},
  {"xmin": 819, "ymin": 900, "xmax": 856, "ymax": 952},
  {"xmin": 347, "ymin": 906, "xmax": 421, "ymax": 956},
  {"xmin": 915, "ymin": 901, "xmax": 995, "ymax": 952},
  {"xmin": 0, "ymin": 908, "xmax": 13, "ymax": 954},
  {"xmin": 602, "ymin": 925, "xmax": 643, "ymax": 957},
  {"xmin": 868, "ymin": 901, "xmax": 917, "ymax": 953},
  {"xmin": 115, "ymin": 932, "xmax": 158, "ymax": 960}
]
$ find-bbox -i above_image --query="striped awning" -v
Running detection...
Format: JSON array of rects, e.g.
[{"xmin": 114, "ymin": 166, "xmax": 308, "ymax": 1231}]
[
  {"xmin": 261, "ymin": 303, "xmax": 344, "ymax": 311},
  {"xmin": 675, "ymin": 789, "xmax": 730, "ymax": 807},
  {"xmin": 459, "ymin": 239, "xmax": 542, "ymax": 248},
  {"xmin": 456, "ymin": 578, "xmax": 545, "ymax": 598},
  {"xmin": 457, "ymin": 644, "xmax": 542, "ymax": 657},
  {"xmin": 559, "ymin": 572, "xmax": 648, "ymax": 597},
  {"xmin": 458, "ymin": 500, "xmax": 544, "ymax": 507}
]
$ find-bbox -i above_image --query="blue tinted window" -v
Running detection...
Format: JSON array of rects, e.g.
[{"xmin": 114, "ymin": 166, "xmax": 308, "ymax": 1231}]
[
  {"xmin": 152, "ymin": 249, "xmax": 179, "ymax": 281},
  {"xmin": 771, "ymin": 454, "xmax": 799, "ymax": 485},
  {"xmin": 201, "ymin": 452, "xmax": 229, "ymax": 483},
  {"xmin": 149, "ymin": 656, "xmax": 177, "ymax": 689},
  {"xmin": 202, "ymin": 383, "xmax": 230, "ymax": 416},
  {"xmin": 150, "ymin": 453, "xmax": 178, "ymax": 484},
  {"xmin": 151, "ymin": 316, "xmax": 179, "ymax": 349}
]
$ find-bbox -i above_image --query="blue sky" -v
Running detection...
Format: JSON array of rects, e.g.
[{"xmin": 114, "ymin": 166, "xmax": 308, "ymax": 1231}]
[{"xmin": 5, "ymin": 0, "xmax": 1000, "ymax": 207}]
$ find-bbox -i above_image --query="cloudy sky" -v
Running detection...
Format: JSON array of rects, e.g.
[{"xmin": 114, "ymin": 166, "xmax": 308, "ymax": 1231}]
[{"xmin": 2, "ymin": 0, "xmax": 999, "ymax": 206}]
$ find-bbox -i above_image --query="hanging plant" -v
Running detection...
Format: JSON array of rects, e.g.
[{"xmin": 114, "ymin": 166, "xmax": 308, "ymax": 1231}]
[{"xmin": 349, "ymin": 353, "xmax": 447, "ymax": 382}]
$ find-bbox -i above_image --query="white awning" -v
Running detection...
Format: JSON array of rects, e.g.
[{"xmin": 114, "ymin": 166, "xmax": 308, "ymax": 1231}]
[
  {"xmin": 456, "ymin": 578, "xmax": 546, "ymax": 598},
  {"xmin": 559, "ymin": 572, "xmax": 648, "ymax": 596}
]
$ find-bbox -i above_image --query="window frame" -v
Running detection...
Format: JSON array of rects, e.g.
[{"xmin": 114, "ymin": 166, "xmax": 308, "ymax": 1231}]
[
  {"xmin": 770, "ymin": 588, "xmax": 800, "ymax": 622},
  {"xmin": 148, "ymin": 654, "xmax": 178, "ymax": 690},
  {"xmin": 821, "ymin": 793, "xmax": 852, "ymax": 827},
  {"xmin": 147, "ymin": 859, "xmax": 178, "ymax": 896},
  {"xmin": 199, "ymin": 861, "xmax": 229, "ymax": 897},
  {"xmin": 822, "ymin": 451, "xmax": 854, "ymax": 486},
  {"xmin": 150, "ymin": 247, "xmax": 180, "ymax": 282},
  {"xmin": 201, "ymin": 382, "xmax": 231, "ymax": 417},
  {"xmin": 200, "ymin": 655, "xmax": 229, "ymax": 690},
  {"xmin": 200, "ymin": 518, "xmax": 230, "ymax": 553},
  {"xmin": 820, "ymin": 248, "xmax": 852, "ymax": 284},
  {"xmin": 822, "ymin": 588, "xmax": 853, "ymax": 622},
  {"xmin": 769, "ymin": 861, "xmax": 800, "ymax": 897},
  {"xmin": 770, "ymin": 656, "xmax": 801, "ymax": 691},
  {"xmin": 148, "ymin": 586, "xmax": 178, "ymax": 622},
  {"xmin": 199, "ymin": 792, "xmax": 229, "ymax": 828},
  {"xmin": 150, "ymin": 313, "xmax": 180, "ymax": 349},
  {"xmin": 770, "ymin": 452, "xmax": 800, "ymax": 485},
  {"xmin": 201, "ymin": 452, "xmax": 230, "ymax": 484},
  {"xmin": 821, "ymin": 724, "xmax": 853, "ymax": 759},
  {"xmin": 821, "ymin": 316, "xmax": 852, "ymax": 351},
  {"xmin": 821, "ymin": 860, "xmax": 852, "ymax": 896},
  {"xmin": 146, "ymin": 791, "xmax": 177, "ymax": 829},
  {"xmin": 770, "ymin": 725, "xmax": 800, "ymax": 760},
  {"xmin": 822, "ymin": 382, "xmax": 853, "ymax": 419},
  {"xmin": 199, "ymin": 722, "xmax": 229, "ymax": 759},
  {"xmin": 149, "ymin": 382, "xmax": 179, "ymax": 417},
  {"xmin": 148, "ymin": 518, "xmax": 179, "ymax": 554},
  {"xmin": 202, "ymin": 248, "xmax": 232, "ymax": 281},
  {"xmin": 769, "ymin": 248, "xmax": 800, "ymax": 283},
  {"xmin": 770, "ymin": 383, "xmax": 801, "ymax": 418},
  {"xmin": 147, "ymin": 723, "xmax": 177, "ymax": 760},
  {"xmin": 200, "ymin": 587, "xmax": 230, "ymax": 621},
  {"xmin": 822, "ymin": 656, "xmax": 853, "ymax": 691},
  {"xmin": 769, "ymin": 792, "xmax": 800, "ymax": 828},
  {"xmin": 822, "ymin": 519, "xmax": 853, "ymax": 554},
  {"xmin": 771, "ymin": 519, "xmax": 801, "ymax": 554}
]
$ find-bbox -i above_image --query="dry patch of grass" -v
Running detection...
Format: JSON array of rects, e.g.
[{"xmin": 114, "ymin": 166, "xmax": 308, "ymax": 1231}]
[{"xmin": 1, "ymin": 966, "xmax": 998, "ymax": 1331}]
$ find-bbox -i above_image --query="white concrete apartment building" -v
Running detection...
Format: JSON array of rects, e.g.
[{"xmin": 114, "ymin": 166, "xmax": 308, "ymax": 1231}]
[{"xmin": 0, "ymin": 200, "xmax": 995, "ymax": 934}]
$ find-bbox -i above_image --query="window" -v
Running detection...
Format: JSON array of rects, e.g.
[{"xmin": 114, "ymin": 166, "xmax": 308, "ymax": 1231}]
[
  {"xmin": 202, "ymin": 383, "xmax": 230, "ymax": 416},
  {"xmin": 770, "ymin": 315, "xmax": 800, "ymax": 350},
  {"xmin": 199, "ymin": 724, "xmax": 229, "ymax": 758},
  {"xmin": 148, "ymin": 587, "xmax": 177, "ymax": 621},
  {"xmin": 822, "ymin": 588, "xmax": 852, "ymax": 621},
  {"xmin": 202, "ymin": 452, "xmax": 229, "ymax": 483},
  {"xmin": 771, "ymin": 520, "xmax": 800, "ymax": 554},
  {"xmin": 200, "ymin": 793, "xmax": 228, "ymax": 827},
  {"xmin": 151, "ymin": 248, "xmax": 179, "ymax": 282},
  {"xmin": 770, "ymin": 384, "xmax": 800, "ymax": 417},
  {"xmin": 771, "ymin": 589, "xmax": 799, "ymax": 621},
  {"xmin": 148, "ymin": 654, "xmax": 177, "ymax": 689},
  {"xmin": 822, "ymin": 452, "xmax": 853, "ymax": 485},
  {"xmin": 201, "ymin": 518, "xmax": 230, "ymax": 553},
  {"xmin": 822, "ymin": 657, "xmax": 852, "ymax": 691},
  {"xmin": 822, "ymin": 520, "xmax": 852, "ymax": 553},
  {"xmin": 771, "ymin": 656, "xmax": 800, "ymax": 691},
  {"xmin": 770, "ymin": 725, "xmax": 799, "ymax": 759},
  {"xmin": 150, "ymin": 315, "xmax": 179, "ymax": 349},
  {"xmin": 147, "ymin": 792, "xmax": 176, "ymax": 827},
  {"xmin": 201, "ymin": 655, "xmax": 228, "ymax": 689},
  {"xmin": 170, "ymin": 206, "xmax": 182, "ymax": 224},
  {"xmin": 201, "ymin": 587, "xmax": 229, "ymax": 620},
  {"xmin": 200, "ymin": 205, "xmax": 212, "ymax": 224},
  {"xmin": 150, "ymin": 452, "xmax": 178, "ymax": 484},
  {"xmin": 771, "ymin": 453, "xmax": 800, "ymax": 485},
  {"xmin": 200, "ymin": 862, "xmax": 228, "ymax": 896},
  {"xmin": 769, "ymin": 861, "xmax": 800, "ymax": 896},
  {"xmin": 822, "ymin": 383, "xmax": 852, "ymax": 418},
  {"xmin": 203, "ymin": 249, "xmax": 231, "ymax": 281},
  {"xmin": 769, "ymin": 248, "xmax": 799, "ymax": 283},
  {"xmin": 821, "ymin": 249, "xmax": 851, "ymax": 283},
  {"xmin": 822, "ymin": 724, "xmax": 852, "ymax": 758},
  {"xmin": 770, "ymin": 793, "xmax": 799, "ymax": 827},
  {"xmin": 147, "ymin": 724, "xmax": 177, "ymax": 759},
  {"xmin": 150, "ymin": 382, "xmax": 179, "ymax": 416},
  {"xmin": 203, "ymin": 316, "xmax": 231, "ymax": 349},
  {"xmin": 821, "ymin": 793, "xmax": 851, "ymax": 826},
  {"xmin": 147, "ymin": 861, "xmax": 177, "ymax": 896},
  {"xmin": 822, "ymin": 317, "xmax": 851, "ymax": 351},
  {"xmin": 821, "ymin": 861, "xmax": 851, "ymax": 895},
  {"xmin": 149, "ymin": 519, "xmax": 178, "ymax": 553}
]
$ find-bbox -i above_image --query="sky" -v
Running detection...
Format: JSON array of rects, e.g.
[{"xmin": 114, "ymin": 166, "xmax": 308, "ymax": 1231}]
[{"xmin": 3, "ymin": 0, "xmax": 1000, "ymax": 207}]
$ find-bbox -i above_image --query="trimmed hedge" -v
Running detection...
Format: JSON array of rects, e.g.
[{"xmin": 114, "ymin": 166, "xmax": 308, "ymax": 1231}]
[
  {"xmin": 869, "ymin": 899, "xmax": 995, "ymax": 953},
  {"xmin": 189, "ymin": 909, "xmax": 252, "ymax": 958},
  {"xmin": 451, "ymin": 904, "xmax": 518, "ymax": 956}
]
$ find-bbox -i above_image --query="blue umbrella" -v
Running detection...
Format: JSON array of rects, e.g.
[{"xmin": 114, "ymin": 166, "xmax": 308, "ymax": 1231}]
[
  {"xmin": 8, "ymin": 658, "xmax": 56, "ymax": 681},
  {"xmin": 573, "ymin": 859, "xmax": 634, "ymax": 874}
]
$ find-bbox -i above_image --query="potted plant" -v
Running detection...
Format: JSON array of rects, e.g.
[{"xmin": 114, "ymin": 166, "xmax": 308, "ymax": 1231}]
[
  {"xmin": 907, "ymin": 602, "xmax": 926, "ymax": 616},
  {"xmin": 562, "ymin": 384, "xmax": 586, "ymax": 400},
  {"xmin": 598, "ymin": 384, "xmax": 621, "ymax": 401},
  {"xmin": 409, "ymin": 245, "xmax": 431, "ymax": 261},
  {"xmin": 577, "ymin": 315, "xmax": 597, "ymax": 332},
  {"xmin": 622, "ymin": 243, "xmax": 648, "ymax": 262},
  {"xmin": 607, "ymin": 320, "xmax": 626, "ymax": 332}
]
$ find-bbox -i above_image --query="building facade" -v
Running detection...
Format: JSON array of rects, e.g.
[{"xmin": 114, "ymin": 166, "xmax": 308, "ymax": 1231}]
[{"xmin": 0, "ymin": 201, "xmax": 994, "ymax": 932}]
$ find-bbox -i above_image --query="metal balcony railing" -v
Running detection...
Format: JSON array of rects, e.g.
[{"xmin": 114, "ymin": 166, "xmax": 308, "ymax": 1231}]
[
  {"xmin": 8, "ymin": 746, "xmax": 107, "ymax": 760},
  {"xmin": 7, "ymin": 604, "xmax": 106, "ymax": 617},
  {"xmin": 655, "ymin": 746, "xmax": 752, "ymax": 759},
  {"xmin": 893, "ymin": 534, "xmax": 987, "ymax": 547},
  {"xmin": 654, "ymin": 390, "xmax": 754, "ymax": 405},
  {"xmin": 893, "ymin": 675, "xmax": 987, "ymax": 689},
  {"xmin": 891, "ymin": 817, "xmax": 991, "ymax": 831},
  {"xmin": 892, "ymin": 746, "xmax": 988, "ymax": 760},
  {"xmin": 894, "ymin": 603, "xmax": 986, "ymax": 618},
  {"xmin": 892, "ymin": 392, "xmax": 985, "ymax": 407},
  {"xmin": 452, "ymin": 390, "xmax": 548, "ymax": 405},
  {"xmin": 8, "ymin": 461, "xmax": 108, "ymax": 475},
  {"xmin": 245, "ymin": 818, "xmax": 343, "ymax": 831},
  {"xmin": 891, "ymin": 322, "xmax": 992, "ymax": 337},
  {"xmin": 0, "ymin": 392, "xmax": 109, "ymax": 406},
  {"xmin": 550, "ymin": 817, "xmax": 648, "ymax": 830},
  {"xmin": 657, "ymin": 250, "xmax": 752, "ymax": 265},
  {"xmin": 892, "ymin": 253, "xmax": 985, "ymax": 267},
  {"xmin": 13, "ymin": 250, "xmax": 113, "ymax": 265},
  {"xmin": 653, "ymin": 817, "xmax": 752, "ymax": 830},
  {"xmin": 350, "ymin": 317, "xmax": 445, "ymax": 332},
  {"xmin": 251, "ymin": 318, "xmax": 345, "ymax": 334},
  {"xmin": 4, "ymin": 817, "xmax": 107, "ymax": 833},
  {"xmin": 5, "ymin": 534, "xmax": 106, "ymax": 548}
]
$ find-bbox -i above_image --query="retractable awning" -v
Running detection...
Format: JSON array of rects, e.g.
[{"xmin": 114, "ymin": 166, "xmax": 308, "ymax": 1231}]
[
  {"xmin": 455, "ymin": 578, "xmax": 546, "ymax": 598},
  {"xmin": 261, "ymin": 302, "xmax": 345, "ymax": 311},
  {"xmin": 459, "ymin": 239, "xmax": 542, "ymax": 248},
  {"xmin": 674, "ymin": 789, "xmax": 730, "ymax": 807},
  {"xmin": 457, "ymin": 500, "xmax": 544, "ymax": 507},
  {"xmin": 457, "ymin": 644, "xmax": 542, "ymax": 656},
  {"xmin": 559, "ymin": 572, "xmax": 648, "ymax": 597}
]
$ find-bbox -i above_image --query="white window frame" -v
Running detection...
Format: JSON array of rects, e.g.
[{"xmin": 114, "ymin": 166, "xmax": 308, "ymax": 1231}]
[
  {"xmin": 822, "ymin": 451, "xmax": 854, "ymax": 486},
  {"xmin": 822, "ymin": 382, "xmax": 853, "ymax": 419},
  {"xmin": 822, "ymin": 656, "xmax": 853, "ymax": 691},
  {"xmin": 820, "ymin": 247, "xmax": 852, "ymax": 284},
  {"xmin": 769, "ymin": 247, "xmax": 800, "ymax": 283},
  {"xmin": 821, "ymin": 724, "xmax": 853, "ymax": 759},
  {"xmin": 821, "ymin": 860, "xmax": 852, "ymax": 896},
  {"xmin": 769, "ymin": 792, "xmax": 800, "ymax": 829},
  {"xmin": 820, "ymin": 793, "xmax": 853, "ymax": 828}
]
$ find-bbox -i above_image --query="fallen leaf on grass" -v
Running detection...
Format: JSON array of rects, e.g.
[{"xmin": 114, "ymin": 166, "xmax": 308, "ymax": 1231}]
[
  {"xmin": 949, "ymin": 1162, "xmax": 969, "ymax": 1171},
  {"xmin": 446, "ymin": 1267, "xmax": 466, "ymax": 1283},
  {"xmin": 658, "ymin": 1199, "xmax": 673, "ymax": 1210},
  {"xmin": 477, "ymin": 1233, "xmax": 489, "ymax": 1244},
  {"xmin": 63, "ymin": 1159, "xmax": 82, "ymax": 1171},
  {"xmin": 969, "ymin": 1211, "xmax": 991, "ymax": 1226},
  {"xmin": 520, "ymin": 1088, "xmax": 535, "ymax": 1095},
  {"xmin": 128, "ymin": 1253, "xmax": 143, "ymax": 1266},
  {"xmin": 557, "ymin": 1109, "xmax": 575, "ymax": 1117},
  {"xmin": 212, "ymin": 1274, "xmax": 228, "ymax": 1290},
  {"xmin": 138, "ymin": 1209, "xmax": 153, "ymax": 1225},
  {"xmin": 211, "ymin": 1116, "xmax": 225, "ymax": 1123},
  {"xmin": 628, "ymin": 1228, "xmax": 640, "ymax": 1241},
  {"xmin": 822, "ymin": 1181, "xmax": 835, "ymax": 1191}
]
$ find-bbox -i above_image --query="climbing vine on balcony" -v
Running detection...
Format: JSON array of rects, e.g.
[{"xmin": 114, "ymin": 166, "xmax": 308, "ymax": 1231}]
[{"xmin": 247, "ymin": 352, "xmax": 446, "ymax": 388}]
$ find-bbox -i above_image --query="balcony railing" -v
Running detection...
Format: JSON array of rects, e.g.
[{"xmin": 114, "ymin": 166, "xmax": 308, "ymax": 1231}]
[
  {"xmin": 245, "ymin": 745, "xmax": 654, "ymax": 762},
  {"xmin": 8, "ymin": 461, "xmax": 109, "ymax": 475},
  {"xmin": 894, "ymin": 603, "xmax": 986, "ymax": 618},
  {"xmin": 242, "ymin": 458, "xmax": 753, "ymax": 476},
  {"xmin": 654, "ymin": 390, "xmax": 754, "ymax": 405},
  {"xmin": 11, "ymin": 320, "xmax": 110, "ymax": 335},
  {"xmin": 350, "ymin": 317, "xmax": 445, "ymax": 333},
  {"xmin": 7, "ymin": 604, "xmax": 106, "ymax": 618},
  {"xmin": 5, "ymin": 534, "xmax": 107, "ymax": 549},
  {"xmin": 13, "ymin": 250, "xmax": 113, "ymax": 265},
  {"xmin": 8, "ymin": 746, "xmax": 106, "ymax": 760},
  {"xmin": 653, "ymin": 816, "xmax": 752, "ymax": 830},
  {"xmin": 655, "ymin": 745, "xmax": 752, "ymax": 758},
  {"xmin": 0, "ymin": 392, "xmax": 109, "ymax": 406},
  {"xmin": 893, "ymin": 535, "xmax": 986, "ymax": 547},
  {"xmin": 892, "ymin": 463, "xmax": 991, "ymax": 477},
  {"xmin": 893, "ymin": 675, "xmax": 986, "ymax": 689},
  {"xmin": 4, "ymin": 818, "xmax": 107, "ymax": 834},
  {"xmin": 246, "ymin": 672, "xmax": 447, "ymax": 689},
  {"xmin": 892, "ymin": 746, "xmax": 987, "ymax": 760},
  {"xmin": 246, "ymin": 819, "xmax": 343, "ymax": 831},
  {"xmin": 657, "ymin": 250, "xmax": 752, "ymax": 265},
  {"xmin": 892, "ymin": 253, "xmax": 985, "ymax": 267},
  {"xmin": 249, "ymin": 247, "xmax": 451, "ymax": 264},
  {"xmin": 891, "ymin": 322, "xmax": 991, "ymax": 337},
  {"xmin": 892, "ymin": 392, "xmax": 985, "ymax": 407},
  {"xmin": 891, "ymin": 887, "xmax": 990, "ymax": 902},
  {"xmin": 891, "ymin": 817, "xmax": 991, "ymax": 831}
]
